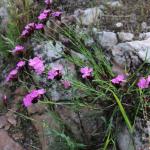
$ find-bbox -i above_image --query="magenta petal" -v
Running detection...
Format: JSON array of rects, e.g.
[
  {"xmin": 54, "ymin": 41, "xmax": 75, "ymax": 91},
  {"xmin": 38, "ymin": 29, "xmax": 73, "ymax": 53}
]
[{"xmin": 137, "ymin": 77, "xmax": 149, "ymax": 89}]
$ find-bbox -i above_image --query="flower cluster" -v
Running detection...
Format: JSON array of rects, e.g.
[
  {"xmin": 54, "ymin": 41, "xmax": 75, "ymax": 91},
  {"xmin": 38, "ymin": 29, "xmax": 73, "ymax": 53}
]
[
  {"xmin": 21, "ymin": 22, "xmax": 35, "ymax": 38},
  {"xmin": 29, "ymin": 57, "xmax": 45, "ymax": 75},
  {"xmin": 137, "ymin": 76, "xmax": 150, "ymax": 89},
  {"xmin": 23, "ymin": 89, "xmax": 46, "ymax": 107},
  {"xmin": 111, "ymin": 74, "xmax": 150, "ymax": 90},
  {"xmin": 21, "ymin": 22, "xmax": 44, "ymax": 38},
  {"xmin": 6, "ymin": 60, "xmax": 26, "ymax": 82},
  {"xmin": 20, "ymin": 0, "xmax": 62, "ymax": 38}
]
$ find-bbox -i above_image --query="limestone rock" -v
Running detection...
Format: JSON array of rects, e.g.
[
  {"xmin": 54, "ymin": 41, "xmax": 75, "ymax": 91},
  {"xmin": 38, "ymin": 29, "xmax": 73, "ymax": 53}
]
[
  {"xmin": 117, "ymin": 127, "xmax": 135, "ymax": 150},
  {"xmin": 106, "ymin": 1, "xmax": 123, "ymax": 8},
  {"xmin": 115, "ymin": 22, "xmax": 123, "ymax": 28},
  {"xmin": 129, "ymin": 38, "xmax": 150, "ymax": 62},
  {"xmin": 0, "ymin": 0, "xmax": 8, "ymax": 34},
  {"xmin": 111, "ymin": 42, "xmax": 141, "ymax": 69},
  {"xmin": 117, "ymin": 32, "xmax": 134, "ymax": 42},
  {"xmin": 74, "ymin": 7, "xmax": 103, "ymax": 26},
  {"xmin": 95, "ymin": 31, "xmax": 118, "ymax": 49},
  {"xmin": 139, "ymin": 32, "xmax": 150, "ymax": 40},
  {"xmin": 33, "ymin": 41, "xmax": 64, "ymax": 63},
  {"xmin": 111, "ymin": 38, "xmax": 150, "ymax": 69}
]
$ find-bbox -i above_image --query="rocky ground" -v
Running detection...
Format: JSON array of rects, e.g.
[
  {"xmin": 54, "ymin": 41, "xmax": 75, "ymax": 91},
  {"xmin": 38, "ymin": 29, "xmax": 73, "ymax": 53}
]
[{"xmin": 0, "ymin": 0, "xmax": 150, "ymax": 150}]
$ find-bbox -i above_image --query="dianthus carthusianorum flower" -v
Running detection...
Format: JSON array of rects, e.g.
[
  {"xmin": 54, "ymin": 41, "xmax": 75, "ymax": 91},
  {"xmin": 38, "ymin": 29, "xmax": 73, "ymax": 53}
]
[
  {"xmin": 29, "ymin": 57, "xmax": 45, "ymax": 75},
  {"xmin": 6, "ymin": 69, "xmax": 18, "ymax": 82},
  {"xmin": 6, "ymin": 60, "xmax": 26, "ymax": 82},
  {"xmin": 35, "ymin": 23, "xmax": 44, "ymax": 30},
  {"xmin": 137, "ymin": 76, "xmax": 150, "ymax": 89},
  {"xmin": 12, "ymin": 45, "xmax": 25, "ymax": 54},
  {"xmin": 80, "ymin": 67, "xmax": 93, "ymax": 79},
  {"xmin": 111, "ymin": 74, "xmax": 126, "ymax": 84},
  {"xmin": 51, "ymin": 11, "xmax": 62, "ymax": 20},
  {"xmin": 38, "ymin": 9, "xmax": 51, "ymax": 20},
  {"xmin": 16, "ymin": 60, "xmax": 26, "ymax": 69},
  {"xmin": 23, "ymin": 89, "xmax": 46, "ymax": 107},
  {"xmin": 21, "ymin": 22, "xmax": 35, "ymax": 38},
  {"xmin": 48, "ymin": 65, "xmax": 63, "ymax": 80}
]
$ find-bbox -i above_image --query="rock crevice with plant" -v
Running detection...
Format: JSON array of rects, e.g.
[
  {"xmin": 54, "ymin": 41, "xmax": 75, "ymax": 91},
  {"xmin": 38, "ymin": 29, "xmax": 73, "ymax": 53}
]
[{"xmin": 0, "ymin": 0, "xmax": 150, "ymax": 150}]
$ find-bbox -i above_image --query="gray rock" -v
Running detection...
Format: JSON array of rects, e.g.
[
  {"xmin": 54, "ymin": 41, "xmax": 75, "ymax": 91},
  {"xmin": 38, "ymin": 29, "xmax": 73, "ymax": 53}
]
[
  {"xmin": 129, "ymin": 38, "xmax": 150, "ymax": 62},
  {"xmin": 0, "ymin": 1, "xmax": 8, "ymax": 33},
  {"xmin": 111, "ymin": 38, "xmax": 150, "ymax": 69},
  {"xmin": 74, "ymin": 7, "xmax": 103, "ymax": 26},
  {"xmin": 111, "ymin": 43, "xmax": 141, "ymax": 69},
  {"xmin": 0, "ymin": 7, "xmax": 7, "ymax": 18},
  {"xmin": 33, "ymin": 41, "xmax": 64, "ymax": 63},
  {"xmin": 141, "ymin": 22, "xmax": 150, "ymax": 31},
  {"xmin": 95, "ymin": 31, "xmax": 118, "ymax": 49},
  {"xmin": 117, "ymin": 32, "xmax": 134, "ymax": 42},
  {"xmin": 115, "ymin": 22, "xmax": 123, "ymax": 28},
  {"xmin": 139, "ymin": 32, "xmax": 150, "ymax": 40},
  {"xmin": 106, "ymin": 1, "xmax": 123, "ymax": 8},
  {"xmin": 117, "ymin": 127, "xmax": 135, "ymax": 150}
]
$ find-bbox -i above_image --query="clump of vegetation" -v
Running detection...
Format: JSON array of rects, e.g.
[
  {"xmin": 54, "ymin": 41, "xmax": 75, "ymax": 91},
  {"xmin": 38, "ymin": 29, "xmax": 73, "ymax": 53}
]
[{"xmin": 1, "ymin": 0, "xmax": 150, "ymax": 150}]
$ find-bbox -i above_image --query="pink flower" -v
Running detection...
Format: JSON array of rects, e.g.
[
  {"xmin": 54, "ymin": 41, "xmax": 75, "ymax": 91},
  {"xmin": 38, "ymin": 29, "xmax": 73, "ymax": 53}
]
[
  {"xmin": 38, "ymin": 13, "xmax": 48, "ymax": 20},
  {"xmin": 51, "ymin": 11, "xmax": 62, "ymax": 17},
  {"xmin": 6, "ymin": 69, "xmax": 18, "ymax": 82},
  {"xmin": 146, "ymin": 75, "xmax": 150, "ymax": 84},
  {"xmin": 45, "ymin": 0, "xmax": 52, "ymax": 5},
  {"xmin": 35, "ymin": 23, "xmax": 44, "ymax": 30},
  {"xmin": 38, "ymin": 9, "xmax": 51, "ymax": 20},
  {"xmin": 43, "ymin": 9, "xmax": 51, "ymax": 14},
  {"xmin": 137, "ymin": 77, "xmax": 149, "ymax": 89},
  {"xmin": 16, "ymin": 60, "xmax": 26, "ymax": 69},
  {"xmin": 25, "ymin": 22, "xmax": 35, "ymax": 30},
  {"xmin": 12, "ymin": 45, "xmax": 25, "ymax": 54},
  {"xmin": 29, "ymin": 57, "xmax": 45, "ymax": 75},
  {"xmin": 80, "ymin": 67, "xmax": 93, "ymax": 79},
  {"xmin": 23, "ymin": 89, "xmax": 46, "ymax": 107},
  {"xmin": 21, "ymin": 23, "xmax": 35, "ymax": 38},
  {"xmin": 51, "ymin": 11, "xmax": 62, "ymax": 20},
  {"xmin": 21, "ymin": 29, "xmax": 29, "ymax": 37},
  {"xmin": 48, "ymin": 65, "xmax": 63, "ymax": 80},
  {"xmin": 61, "ymin": 80, "xmax": 71, "ymax": 89},
  {"xmin": 111, "ymin": 74, "xmax": 126, "ymax": 84}
]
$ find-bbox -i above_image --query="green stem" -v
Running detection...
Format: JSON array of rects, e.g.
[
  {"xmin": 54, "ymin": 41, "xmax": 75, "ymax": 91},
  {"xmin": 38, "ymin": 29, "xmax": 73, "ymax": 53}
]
[{"xmin": 112, "ymin": 91, "xmax": 133, "ymax": 133}]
